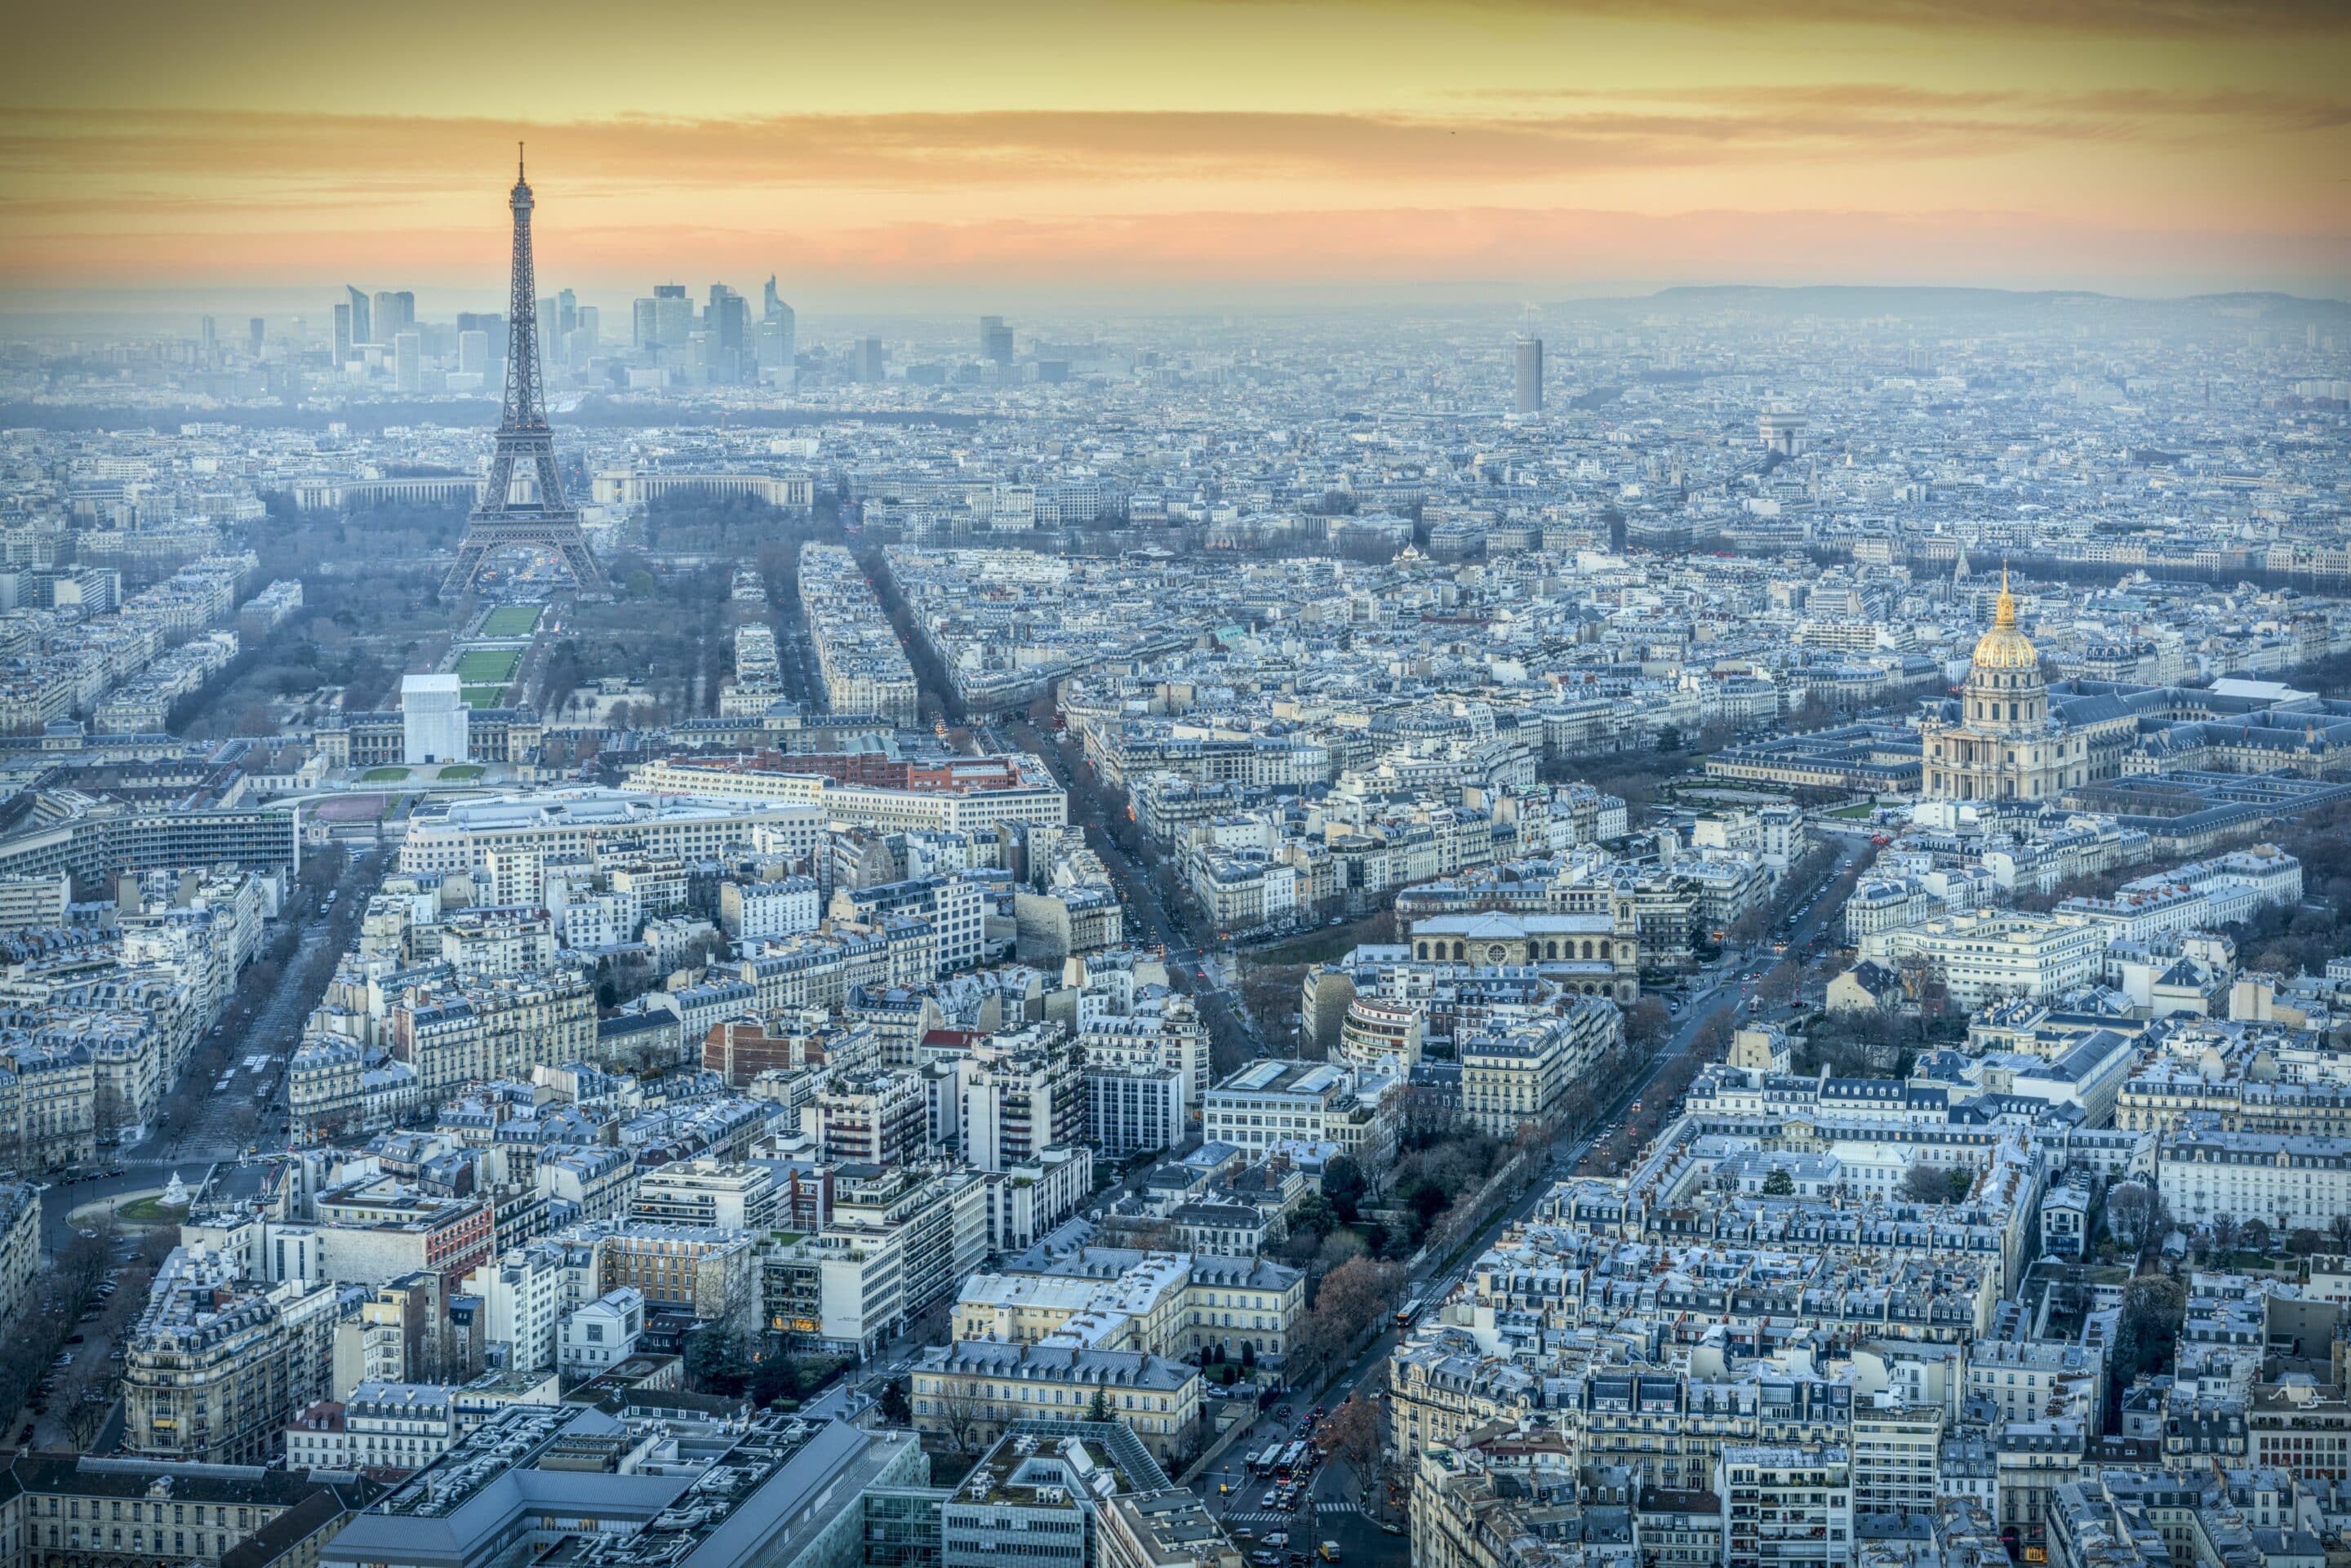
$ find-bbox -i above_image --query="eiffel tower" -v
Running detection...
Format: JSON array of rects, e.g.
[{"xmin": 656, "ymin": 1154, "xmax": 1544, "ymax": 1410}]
[{"xmin": 442, "ymin": 148, "xmax": 605, "ymax": 597}]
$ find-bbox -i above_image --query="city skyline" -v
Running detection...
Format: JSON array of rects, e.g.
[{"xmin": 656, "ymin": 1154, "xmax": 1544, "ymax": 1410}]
[{"xmin": 2, "ymin": 0, "xmax": 2346, "ymax": 309}]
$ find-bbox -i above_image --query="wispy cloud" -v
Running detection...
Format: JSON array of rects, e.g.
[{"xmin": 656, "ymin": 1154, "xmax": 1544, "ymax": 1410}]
[
  {"xmin": 1237, "ymin": 0, "xmax": 2351, "ymax": 35},
  {"xmin": 4, "ymin": 203, "xmax": 2340, "ymax": 294},
  {"xmin": 2, "ymin": 91, "xmax": 2336, "ymax": 206}
]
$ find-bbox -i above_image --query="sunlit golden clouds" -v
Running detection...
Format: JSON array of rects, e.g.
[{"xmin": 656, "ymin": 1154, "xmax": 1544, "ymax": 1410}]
[{"xmin": 0, "ymin": 0, "xmax": 2344, "ymax": 296}]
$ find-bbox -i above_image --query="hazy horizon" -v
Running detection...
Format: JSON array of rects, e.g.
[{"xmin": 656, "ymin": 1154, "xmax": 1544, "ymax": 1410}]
[{"xmin": 7, "ymin": 278, "xmax": 2348, "ymax": 345}]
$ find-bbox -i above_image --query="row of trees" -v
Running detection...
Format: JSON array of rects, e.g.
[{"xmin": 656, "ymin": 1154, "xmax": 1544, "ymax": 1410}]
[
  {"xmin": 144, "ymin": 846, "xmax": 352, "ymax": 1156},
  {"xmin": 1285, "ymin": 1255, "xmax": 1410, "ymax": 1386},
  {"xmin": 0, "ymin": 1220, "xmax": 176, "ymax": 1454}
]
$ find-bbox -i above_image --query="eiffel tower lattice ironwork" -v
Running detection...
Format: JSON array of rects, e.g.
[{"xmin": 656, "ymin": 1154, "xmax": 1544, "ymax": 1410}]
[{"xmin": 442, "ymin": 147, "xmax": 605, "ymax": 597}]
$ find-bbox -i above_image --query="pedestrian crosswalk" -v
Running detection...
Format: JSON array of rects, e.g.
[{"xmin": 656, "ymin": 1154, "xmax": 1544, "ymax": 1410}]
[{"xmin": 1220, "ymin": 1503, "xmax": 1365, "ymax": 1527}]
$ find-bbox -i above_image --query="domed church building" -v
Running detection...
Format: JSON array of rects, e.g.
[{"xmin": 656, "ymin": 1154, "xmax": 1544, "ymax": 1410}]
[{"xmin": 1922, "ymin": 570, "xmax": 2091, "ymax": 802}]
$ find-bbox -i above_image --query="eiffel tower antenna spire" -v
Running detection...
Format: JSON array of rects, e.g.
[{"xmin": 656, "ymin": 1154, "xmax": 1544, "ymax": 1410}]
[{"xmin": 442, "ymin": 154, "xmax": 605, "ymax": 597}]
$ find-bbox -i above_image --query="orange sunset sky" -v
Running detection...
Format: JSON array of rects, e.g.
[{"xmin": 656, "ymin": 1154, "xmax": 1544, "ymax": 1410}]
[{"xmin": 3, "ymin": 0, "xmax": 2348, "ymax": 306}]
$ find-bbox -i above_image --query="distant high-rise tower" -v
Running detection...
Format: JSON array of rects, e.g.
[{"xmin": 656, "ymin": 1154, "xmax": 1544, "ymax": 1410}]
[
  {"xmin": 198, "ymin": 316, "xmax": 217, "ymax": 364},
  {"xmin": 344, "ymin": 286, "xmax": 372, "ymax": 349},
  {"xmin": 442, "ymin": 149, "xmax": 605, "ymax": 597},
  {"xmin": 759, "ymin": 275, "xmax": 797, "ymax": 389},
  {"xmin": 980, "ymin": 315, "xmax": 1013, "ymax": 368},
  {"xmin": 858, "ymin": 336, "xmax": 887, "ymax": 383},
  {"xmin": 333, "ymin": 303, "xmax": 353, "ymax": 364},
  {"xmin": 1514, "ymin": 335, "xmax": 1544, "ymax": 415},
  {"xmin": 456, "ymin": 311, "xmax": 504, "ymax": 382},
  {"xmin": 707, "ymin": 285, "xmax": 749, "ymax": 383},
  {"xmin": 643, "ymin": 283, "xmax": 693, "ymax": 353},
  {"xmin": 373, "ymin": 289, "xmax": 415, "ymax": 342},
  {"xmin": 248, "ymin": 318, "xmax": 264, "ymax": 354}
]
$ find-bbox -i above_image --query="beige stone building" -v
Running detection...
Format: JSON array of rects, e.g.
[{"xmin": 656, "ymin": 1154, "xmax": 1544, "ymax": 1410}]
[
  {"xmin": 911, "ymin": 1339, "xmax": 1202, "ymax": 1465},
  {"xmin": 949, "ymin": 1247, "xmax": 1304, "ymax": 1366}
]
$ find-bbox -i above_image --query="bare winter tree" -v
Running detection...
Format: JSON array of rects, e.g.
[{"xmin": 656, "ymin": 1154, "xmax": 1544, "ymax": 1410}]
[
  {"xmin": 929, "ymin": 1382, "xmax": 993, "ymax": 1456},
  {"xmin": 1315, "ymin": 1395, "xmax": 1386, "ymax": 1504},
  {"xmin": 60, "ymin": 1373, "xmax": 114, "ymax": 1451},
  {"xmin": 2105, "ymin": 1183, "xmax": 2157, "ymax": 1254}
]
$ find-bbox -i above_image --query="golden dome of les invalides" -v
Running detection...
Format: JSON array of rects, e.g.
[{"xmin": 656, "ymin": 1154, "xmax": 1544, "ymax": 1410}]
[{"xmin": 1970, "ymin": 568, "xmax": 2039, "ymax": 672}]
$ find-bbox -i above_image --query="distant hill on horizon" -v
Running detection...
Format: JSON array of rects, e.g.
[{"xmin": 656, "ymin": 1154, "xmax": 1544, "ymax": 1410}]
[{"xmin": 1565, "ymin": 282, "xmax": 2351, "ymax": 319}]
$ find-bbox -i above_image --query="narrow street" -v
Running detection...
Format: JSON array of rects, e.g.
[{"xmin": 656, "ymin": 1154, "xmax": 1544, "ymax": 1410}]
[
  {"xmin": 1002, "ymin": 713, "xmax": 1264, "ymax": 1065},
  {"xmin": 38, "ymin": 843, "xmax": 385, "ymax": 1255}
]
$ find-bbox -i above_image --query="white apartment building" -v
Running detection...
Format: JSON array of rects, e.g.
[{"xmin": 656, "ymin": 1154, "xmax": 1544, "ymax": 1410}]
[
  {"xmin": 762, "ymin": 1226, "xmax": 904, "ymax": 1359},
  {"xmin": 719, "ymin": 876, "xmax": 821, "ymax": 942},
  {"xmin": 629, "ymin": 756, "xmax": 1069, "ymax": 836},
  {"xmin": 1848, "ymin": 1401, "xmax": 1943, "ymax": 1517},
  {"xmin": 559, "ymin": 1288, "xmax": 644, "ymax": 1376},
  {"xmin": 1860, "ymin": 911, "xmax": 2105, "ymax": 1006},
  {"xmin": 464, "ymin": 1242, "xmax": 570, "ymax": 1375},
  {"xmin": 400, "ymin": 790, "xmax": 825, "ymax": 891},
  {"xmin": 1084, "ymin": 1062, "xmax": 1184, "ymax": 1158},
  {"xmin": 1202, "ymin": 1058, "xmax": 1400, "ymax": 1171},
  {"xmin": 1967, "ymin": 1340, "xmax": 2099, "ymax": 1425},
  {"xmin": 1718, "ymin": 1445, "xmax": 1854, "ymax": 1568},
  {"xmin": 630, "ymin": 1160, "xmax": 779, "ymax": 1231},
  {"xmin": 344, "ymin": 1382, "xmax": 459, "ymax": 1474},
  {"xmin": 438, "ymin": 905, "xmax": 557, "ymax": 977},
  {"xmin": 2158, "ymin": 1126, "xmax": 2351, "ymax": 1233}
]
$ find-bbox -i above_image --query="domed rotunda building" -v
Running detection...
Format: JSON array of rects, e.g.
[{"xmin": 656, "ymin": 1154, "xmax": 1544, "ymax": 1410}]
[{"xmin": 1922, "ymin": 570, "xmax": 2091, "ymax": 802}]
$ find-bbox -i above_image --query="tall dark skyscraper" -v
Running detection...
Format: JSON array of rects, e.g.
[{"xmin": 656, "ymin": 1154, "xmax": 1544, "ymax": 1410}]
[
  {"xmin": 442, "ymin": 150, "xmax": 605, "ymax": 597},
  {"xmin": 344, "ymin": 285, "xmax": 371, "ymax": 349},
  {"xmin": 980, "ymin": 315, "xmax": 1014, "ymax": 368},
  {"xmin": 1514, "ymin": 334, "xmax": 1544, "ymax": 415}
]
